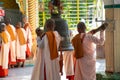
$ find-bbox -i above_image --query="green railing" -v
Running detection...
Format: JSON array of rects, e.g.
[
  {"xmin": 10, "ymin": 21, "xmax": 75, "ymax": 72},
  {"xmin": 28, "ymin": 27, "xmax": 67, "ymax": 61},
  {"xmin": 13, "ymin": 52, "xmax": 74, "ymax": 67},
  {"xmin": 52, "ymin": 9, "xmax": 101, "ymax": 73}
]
[{"xmin": 39, "ymin": 0, "xmax": 97, "ymax": 29}]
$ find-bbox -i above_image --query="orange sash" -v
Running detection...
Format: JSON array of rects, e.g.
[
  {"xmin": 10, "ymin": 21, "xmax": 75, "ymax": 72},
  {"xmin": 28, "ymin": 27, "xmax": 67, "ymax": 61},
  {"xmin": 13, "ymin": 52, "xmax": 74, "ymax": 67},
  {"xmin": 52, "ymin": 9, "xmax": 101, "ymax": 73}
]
[
  {"xmin": 46, "ymin": 31, "xmax": 58, "ymax": 60},
  {"xmin": 72, "ymin": 34, "xmax": 84, "ymax": 59},
  {"xmin": 24, "ymin": 23, "xmax": 32, "ymax": 31},
  {"xmin": 0, "ymin": 31, "xmax": 9, "ymax": 44},
  {"xmin": 16, "ymin": 28, "xmax": 26, "ymax": 45},
  {"xmin": 6, "ymin": 25, "xmax": 16, "ymax": 41}
]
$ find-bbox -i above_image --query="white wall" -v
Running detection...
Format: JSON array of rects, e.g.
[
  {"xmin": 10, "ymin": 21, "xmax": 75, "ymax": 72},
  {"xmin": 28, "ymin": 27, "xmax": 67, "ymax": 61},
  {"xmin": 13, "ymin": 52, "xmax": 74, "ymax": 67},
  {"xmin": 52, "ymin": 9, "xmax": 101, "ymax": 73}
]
[
  {"xmin": 103, "ymin": 0, "xmax": 120, "ymax": 5},
  {"xmin": 103, "ymin": 0, "xmax": 114, "ymax": 5},
  {"xmin": 114, "ymin": 0, "xmax": 120, "ymax": 4}
]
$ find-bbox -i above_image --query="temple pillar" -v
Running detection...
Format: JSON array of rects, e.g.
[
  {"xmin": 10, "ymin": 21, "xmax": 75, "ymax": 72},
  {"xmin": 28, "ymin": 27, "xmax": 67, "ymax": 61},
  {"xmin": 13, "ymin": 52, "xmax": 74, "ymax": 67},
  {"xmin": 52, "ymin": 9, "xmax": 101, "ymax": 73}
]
[
  {"xmin": 28, "ymin": 0, "xmax": 38, "ymax": 57},
  {"xmin": 16, "ymin": 0, "xmax": 38, "ymax": 57},
  {"xmin": 104, "ymin": 0, "xmax": 120, "ymax": 72}
]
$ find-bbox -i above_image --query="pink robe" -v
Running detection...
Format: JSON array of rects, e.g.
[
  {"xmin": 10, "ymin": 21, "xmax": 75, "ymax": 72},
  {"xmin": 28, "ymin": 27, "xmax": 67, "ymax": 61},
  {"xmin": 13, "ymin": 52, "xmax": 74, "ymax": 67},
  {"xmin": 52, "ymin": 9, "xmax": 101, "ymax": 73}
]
[
  {"xmin": 16, "ymin": 28, "xmax": 27, "ymax": 62},
  {"xmin": 6, "ymin": 24, "xmax": 16, "ymax": 65},
  {"xmin": 63, "ymin": 51, "xmax": 74, "ymax": 78},
  {"xmin": 24, "ymin": 22, "xmax": 33, "ymax": 53},
  {"xmin": 31, "ymin": 31, "xmax": 61, "ymax": 80},
  {"xmin": 0, "ymin": 31, "xmax": 10, "ymax": 77},
  {"xmin": 74, "ymin": 31, "xmax": 105, "ymax": 80}
]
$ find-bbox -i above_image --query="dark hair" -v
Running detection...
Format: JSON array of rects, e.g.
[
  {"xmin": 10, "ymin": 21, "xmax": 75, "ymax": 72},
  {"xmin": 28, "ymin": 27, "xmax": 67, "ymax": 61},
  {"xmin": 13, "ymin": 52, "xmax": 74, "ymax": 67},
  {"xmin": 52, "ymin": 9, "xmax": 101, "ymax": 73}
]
[
  {"xmin": 0, "ymin": 23, "xmax": 6, "ymax": 33},
  {"xmin": 36, "ymin": 27, "xmax": 42, "ymax": 34},
  {"xmin": 46, "ymin": 19, "xmax": 55, "ymax": 30},
  {"xmin": 4, "ymin": 17, "xmax": 11, "ymax": 25},
  {"xmin": 77, "ymin": 22, "xmax": 86, "ymax": 33},
  {"xmin": 16, "ymin": 22, "xmax": 22, "ymax": 28}
]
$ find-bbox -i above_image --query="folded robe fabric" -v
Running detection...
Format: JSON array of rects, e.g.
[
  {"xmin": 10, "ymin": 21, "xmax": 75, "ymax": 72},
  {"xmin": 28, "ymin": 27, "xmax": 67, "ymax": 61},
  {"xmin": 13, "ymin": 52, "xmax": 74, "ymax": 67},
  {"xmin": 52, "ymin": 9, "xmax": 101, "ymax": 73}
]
[
  {"xmin": 72, "ymin": 34, "xmax": 85, "ymax": 59},
  {"xmin": 46, "ymin": 31, "xmax": 58, "ymax": 60},
  {"xmin": 16, "ymin": 28, "xmax": 26, "ymax": 45},
  {"xmin": 0, "ymin": 31, "xmax": 9, "ymax": 43}
]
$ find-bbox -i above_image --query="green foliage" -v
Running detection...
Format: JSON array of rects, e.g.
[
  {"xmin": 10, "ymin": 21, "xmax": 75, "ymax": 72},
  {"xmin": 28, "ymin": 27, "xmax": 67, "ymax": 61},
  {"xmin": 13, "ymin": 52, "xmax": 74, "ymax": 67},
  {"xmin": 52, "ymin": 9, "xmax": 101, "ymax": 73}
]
[
  {"xmin": 96, "ymin": 72, "xmax": 120, "ymax": 80},
  {"xmin": 39, "ymin": 0, "xmax": 96, "ymax": 29}
]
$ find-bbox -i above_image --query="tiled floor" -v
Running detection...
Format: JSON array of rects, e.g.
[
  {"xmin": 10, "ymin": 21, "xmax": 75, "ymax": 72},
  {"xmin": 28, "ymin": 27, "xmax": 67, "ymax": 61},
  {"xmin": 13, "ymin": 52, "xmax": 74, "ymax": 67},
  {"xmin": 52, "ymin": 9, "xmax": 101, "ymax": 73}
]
[
  {"xmin": 96, "ymin": 59, "xmax": 105, "ymax": 72},
  {"xmin": 0, "ymin": 59, "xmax": 105, "ymax": 80}
]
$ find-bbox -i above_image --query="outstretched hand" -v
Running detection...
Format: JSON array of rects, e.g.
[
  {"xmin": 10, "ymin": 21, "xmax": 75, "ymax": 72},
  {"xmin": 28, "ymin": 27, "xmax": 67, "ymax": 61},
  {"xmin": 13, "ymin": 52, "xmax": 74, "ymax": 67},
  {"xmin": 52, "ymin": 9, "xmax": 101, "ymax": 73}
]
[
  {"xmin": 100, "ymin": 22, "xmax": 108, "ymax": 31},
  {"xmin": 90, "ymin": 22, "xmax": 108, "ymax": 35}
]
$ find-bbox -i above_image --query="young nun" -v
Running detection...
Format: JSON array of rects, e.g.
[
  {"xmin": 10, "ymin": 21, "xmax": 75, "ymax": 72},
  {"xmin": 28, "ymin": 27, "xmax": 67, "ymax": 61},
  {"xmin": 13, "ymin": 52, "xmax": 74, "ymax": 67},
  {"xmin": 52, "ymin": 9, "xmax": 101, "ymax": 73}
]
[
  {"xmin": 15, "ymin": 22, "xmax": 27, "ymax": 67},
  {"xmin": 0, "ymin": 23, "xmax": 10, "ymax": 77},
  {"xmin": 31, "ymin": 19, "xmax": 62, "ymax": 80},
  {"xmin": 4, "ymin": 18, "xmax": 16, "ymax": 68}
]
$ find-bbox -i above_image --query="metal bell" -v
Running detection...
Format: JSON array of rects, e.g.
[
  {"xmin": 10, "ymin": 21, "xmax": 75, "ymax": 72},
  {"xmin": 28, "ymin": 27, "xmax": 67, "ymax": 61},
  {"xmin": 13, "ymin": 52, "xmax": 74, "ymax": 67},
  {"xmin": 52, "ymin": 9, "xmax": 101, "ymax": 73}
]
[
  {"xmin": 45, "ymin": 14, "xmax": 73, "ymax": 51},
  {"xmin": 45, "ymin": 0, "xmax": 73, "ymax": 51}
]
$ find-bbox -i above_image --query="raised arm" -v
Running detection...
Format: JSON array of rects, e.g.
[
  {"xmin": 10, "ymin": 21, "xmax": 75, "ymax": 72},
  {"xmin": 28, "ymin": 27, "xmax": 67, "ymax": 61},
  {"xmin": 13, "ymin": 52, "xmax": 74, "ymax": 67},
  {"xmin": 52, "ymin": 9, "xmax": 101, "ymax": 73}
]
[{"xmin": 87, "ymin": 30, "xmax": 105, "ymax": 45}]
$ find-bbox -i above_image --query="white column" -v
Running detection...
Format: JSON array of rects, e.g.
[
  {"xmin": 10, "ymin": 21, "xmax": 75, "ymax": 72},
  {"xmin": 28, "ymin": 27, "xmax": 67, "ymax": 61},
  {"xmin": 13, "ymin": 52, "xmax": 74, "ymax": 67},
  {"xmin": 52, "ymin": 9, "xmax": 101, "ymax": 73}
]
[
  {"xmin": 103, "ymin": 0, "xmax": 120, "ymax": 72},
  {"xmin": 28, "ymin": 0, "xmax": 38, "ymax": 57}
]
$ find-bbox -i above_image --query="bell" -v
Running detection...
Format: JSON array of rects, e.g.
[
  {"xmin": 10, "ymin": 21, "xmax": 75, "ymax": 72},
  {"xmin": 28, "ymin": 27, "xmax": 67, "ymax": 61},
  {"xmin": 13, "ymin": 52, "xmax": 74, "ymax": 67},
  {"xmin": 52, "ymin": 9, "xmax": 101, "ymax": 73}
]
[
  {"xmin": 53, "ymin": 14, "xmax": 73, "ymax": 51},
  {"xmin": 44, "ymin": 13, "xmax": 73, "ymax": 51},
  {"xmin": 44, "ymin": 0, "xmax": 73, "ymax": 51}
]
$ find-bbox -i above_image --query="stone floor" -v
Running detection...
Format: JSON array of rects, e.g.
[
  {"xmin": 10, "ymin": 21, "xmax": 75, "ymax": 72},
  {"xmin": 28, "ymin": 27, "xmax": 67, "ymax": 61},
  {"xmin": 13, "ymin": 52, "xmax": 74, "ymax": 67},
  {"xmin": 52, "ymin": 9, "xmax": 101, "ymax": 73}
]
[{"xmin": 0, "ymin": 59, "xmax": 105, "ymax": 80}]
